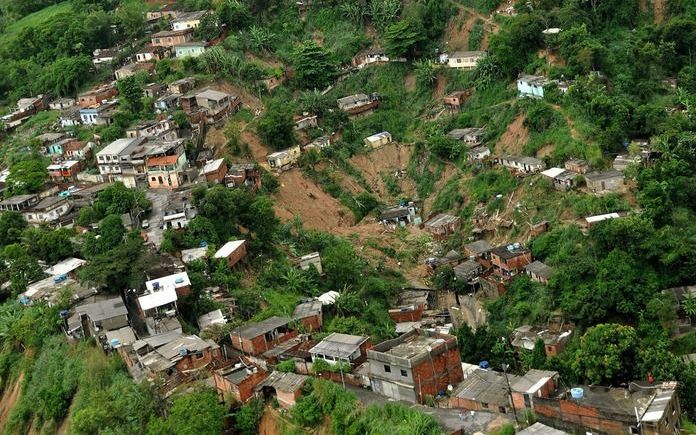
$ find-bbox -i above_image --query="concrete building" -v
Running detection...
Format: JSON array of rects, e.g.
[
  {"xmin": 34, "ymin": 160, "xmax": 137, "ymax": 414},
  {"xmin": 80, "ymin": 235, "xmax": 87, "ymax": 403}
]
[
  {"xmin": 582, "ymin": 212, "xmax": 622, "ymax": 229},
  {"xmin": 464, "ymin": 240, "xmax": 494, "ymax": 266},
  {"xmin": 511, "ymin": 324, "xmax": 573, "ymax": 357},
  {"xmin": 447, "ymin": 127, "xmax": 486, "ymax": 146},
  {"xmin": 151, "ymin": 29, "xmax": 194, "ymax": 47},
  {"xmin": 337, "ymin": 93, "xmax": 379, "ymax": 117},
  {"xmin": 450, "ymin": 367, "xmax": 521, "ymax": 413},
  {"xmin": 213, "ymin": 240, "xmax": 247, "ymax": 268},
  {"xmin": 524, "ymin": 260, "xmax": 554, "ymax": 284},
  {"xmin": 68, "ymin": 297, "xmax": 129, "ymax": 339},
  {"xmin": 364, "ymin": 131, "xmax": 392, "ymax": 148},
  {"xmin": 444, "ymin": 91, "xmax": 470, "ymax": 111},
  {"xmin": 23, "ymin": 196, "xmax": 72, "ymax": 224},
  {"xmin": 171, "ymin": 10, "xmax": 209, "ymax": 31},
  {"xmin": 96, "ymin": 137, "xmax": 147, "ymax": 185},
  {"xmin": 298, "ymin": 252, "xmax": 322, "ymax": 274},
  {"xmin": 174, "ymin": 41, "xmax": 208, "ymax": 58},
  {"xmin": 309, "ymin": 333, "xmax": 371, "ymax": 366},
  {"xmin": 267, "ymin": 145, "xmax": 301, "ymax": 171},
  {"xmin": 499, "ymin": 155, "xmax": 545, "ymax": 174},
  {"xmin": 564, "ymin": 159, "xmax": 588, "ymax": 174},
  {"xmin": 517, "ymin": 74, "xmax": 553, "ymax": 98},
  {"xmin": 518, "ymin": 423, "xmax": 569, "ymax": 435},
  {"xmin": 445, "ymin": 51, "xmax": 486, "ymax": 70},
  {"xmin": 467, "ymin": 145, "xmax": 491, "ymax": 162},
  {"xmin": 367, "ymin": 329, "xmax": 463, "ymax": 404},
  {"xmin": 541, "ymin": 167, "xmax": 577, "ymax": 191},
  {"xmin": 453, "ymin": 260, "xmax": 483, "ymax": 282},
  {"xmin": 584, "ymin": 169, "xmax": 624, "ymax": 193}
]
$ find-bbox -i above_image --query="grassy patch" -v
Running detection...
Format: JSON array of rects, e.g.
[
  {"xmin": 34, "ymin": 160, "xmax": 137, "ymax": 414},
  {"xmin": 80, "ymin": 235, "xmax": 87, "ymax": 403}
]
[
  {"xmin": 466, "ymin": 168, "xmax": 517, "ymax": 203},
  {"xmin": 0, "ymin": 2, "xmax": 73, "ymax": 45},
  {"xmin": 468, "ymin": 19, "xmax": 485, "ymax": 51}
]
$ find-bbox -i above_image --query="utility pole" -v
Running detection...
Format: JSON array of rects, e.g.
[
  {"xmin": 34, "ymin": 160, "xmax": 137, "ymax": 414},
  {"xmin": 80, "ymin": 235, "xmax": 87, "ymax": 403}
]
[{"xmin": 502, "ymin": 362, "xmax": 520, "ymax": 427}]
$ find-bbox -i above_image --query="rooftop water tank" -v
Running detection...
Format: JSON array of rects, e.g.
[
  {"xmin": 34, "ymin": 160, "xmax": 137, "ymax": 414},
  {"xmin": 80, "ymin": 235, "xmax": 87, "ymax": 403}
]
[
  {"xmin": 178, "ymin": 347, "xmax": 188, "ymax": 356},
  {"xmin": 570, "ymin": 387, "xmax": 584, "ymax": 400},
  {"xmin": 174, "ymin": 276, "xmax": 185, "ymax": 284},
  {"xmin": 110, "ymin": 338, "xmax": 121, "ymax": 348},
  {"xmin": 479, "ymin": 360, "xmax": 490, "ymax": 369}
]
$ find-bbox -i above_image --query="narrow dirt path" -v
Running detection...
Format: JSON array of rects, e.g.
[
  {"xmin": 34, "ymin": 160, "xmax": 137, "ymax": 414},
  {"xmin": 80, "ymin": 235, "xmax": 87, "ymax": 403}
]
[{"xmin": 0, "ymin": 373, "xmax": 24, "ymax": 431}]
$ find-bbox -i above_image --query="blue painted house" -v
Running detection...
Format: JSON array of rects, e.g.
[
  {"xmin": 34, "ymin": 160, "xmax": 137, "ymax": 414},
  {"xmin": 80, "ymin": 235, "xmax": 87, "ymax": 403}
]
[{"xmin": 517, "ymin": 74, "xmax": 553, "ymax": 98}]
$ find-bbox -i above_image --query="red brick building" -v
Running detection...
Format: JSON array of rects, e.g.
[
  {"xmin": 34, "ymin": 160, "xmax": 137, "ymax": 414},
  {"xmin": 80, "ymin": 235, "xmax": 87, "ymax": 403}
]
[
  {"xmin": 532, "ymin": 382, "xmax": 681, "ymax": 435},
  {"xmin": 490, "ymin": 244, "xmax": 533, "ymax": 278},
  {"xmin": 213, "ymin": 240, "xmax": 247, "ymax": 268},
  {"xmin": 214, "ymin": 364, "xmax": 268, "ymax": 403},
  {"xmin": 292, "ymin": 300, "xmax": 323, "ymax": 331},
  {"xmin": 256, "ymin": 372, "xmax": 308, "ymax": 409},
  {"xmin": 510, "ymin": 369, "xmax": 559, "ymax": 411},
  {"xmin": 388, "ymin": 304, "xmax": 424, "ymax": 323},
  {"xmin": 444, "ymin": 90, "xmax": 470, "ymax": 111},
  {"xmin": 78, "ymin": 84, "xmax": 118, "ymax": 108},
  {"xmin": 200, "ymin": 158, "xmax": 228, "ymax": 184},
  {"xmin": 230, "ymin": 316, "xmax": 298, "ymax": 356},
  {"xmin": 367, "ymin": 329, "xmax": 463, "ymax": 404}
]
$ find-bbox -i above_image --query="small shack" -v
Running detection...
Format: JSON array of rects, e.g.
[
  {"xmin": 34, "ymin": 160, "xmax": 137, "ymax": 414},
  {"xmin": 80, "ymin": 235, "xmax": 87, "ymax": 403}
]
[
  {"xmin": 364, "ymin": 131, "xmax": 392, "ymax": 149},
  {"xmin": 423, "ymin": 213, "xmax": 461, "ymax": 239},
  {"xmin": 214, "ymin": 240, "xmax": 247, "ymax": 268}
]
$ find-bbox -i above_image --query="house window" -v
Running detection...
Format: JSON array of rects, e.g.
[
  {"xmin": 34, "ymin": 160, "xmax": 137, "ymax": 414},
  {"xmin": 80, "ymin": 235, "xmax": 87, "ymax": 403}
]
[
  {"xmin": 630, "ymin": 426, "xmax": 640, "ymax": 435},
  {"xmin": 482, "ymin": 403, "xmax": 489, "ymax": 409},
  {"xmin": 498, "ymin": 406, "xmax": 506, "ymax": 413},
  {"xmin": 384, "ymin": 365, "xmax": 391, "ymax": 373},
  {"xmin": 194, "ymin": 352, "xmax": 204, "ymax": 359},
  {"xmin": 400, "ymin": 369, "xmax": 407, "ymax": 377}
]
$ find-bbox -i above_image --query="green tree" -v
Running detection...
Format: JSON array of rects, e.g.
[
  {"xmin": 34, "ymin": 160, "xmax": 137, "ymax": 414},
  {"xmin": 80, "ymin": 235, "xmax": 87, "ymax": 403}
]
[
  {"xmin": 384, "ymin": 19, "xmax": 425, "ymax": 58},
  {"xmin": 116, "ymin": 74, "xmax": 146, "ymax": 113},
  {"xmin": 37, "ymin": 56, "xmax": 93, "ymax": 96},
  {"xmin": 256, "ymin": 99, "xmax": 295, "ymax": 150},
  {"xmin": 217, "ymin": 0, "xmax": 252, "ymax": 31},
  {"xmin": 0, "ymin": 243, "xmax": 43, "ymax": 295},
  {"xmin": 115, "ymin": 1, "xmax": 145, "ymax": 40},
  {"xmin": 573, "ymin": 323, "xmax": 639, "ymax": 385},
  {"xmin": 0, "ymin": 212, "xmax": 27, "ymax": 247},
  {"xmin": 22, "ymin": 227, "xmax": 74, "ymax": 264},
  {"xmin": 290, "ymin": 41, "xmax": 337, "ymax": 89},
  {"xmin": 234, "ymin": 398, "xmax": 264, "ymax": 435},
  {"xmin": 147, "ymin": 388, "xmax": 225, "ymax": 435},
  {"xmin": 5, "ymin": 157, "xmax": 48, "ymax": 196}
]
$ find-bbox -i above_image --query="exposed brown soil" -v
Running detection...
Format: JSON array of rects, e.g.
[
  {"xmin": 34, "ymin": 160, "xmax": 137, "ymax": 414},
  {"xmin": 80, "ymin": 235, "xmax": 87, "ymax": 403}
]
[
  {"xmin": 536, "ymin": 144, "xmax": 554, "ymax": 158},
  {"xmin": 215, "ymin": 80, "xmax": 264, "ymax": 112},
  {"xmin": 433, "ymin": 74, "xmax": 448, "ymax": 101},
  {"xmin": 423, "ymin": 163, "xmax": 458, "ymax": 213},
  {"xmin": 0, "ymin": 373, "xmax": 23, "ymax": 432},
  {"xmin": 273, "ymin": 169, "xmax": 355, "ymax": 231},
  {"xmin": 240, "ymin": 129, "xmax": 269, "ymax": 162},
  {"xmin": 258, "ymin": 406, "xmax": 281, "ymax": 435},
  {"xmin": 444, "ymin": 9, "xmax": 478, "ymax": 51},
  {"xmin": 349, "ymin": 143, "xmax": 417, "ymax": 201},
  {"xmin": 494, "ymin": 114, "xmax": 529, "ymax": 156}
]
